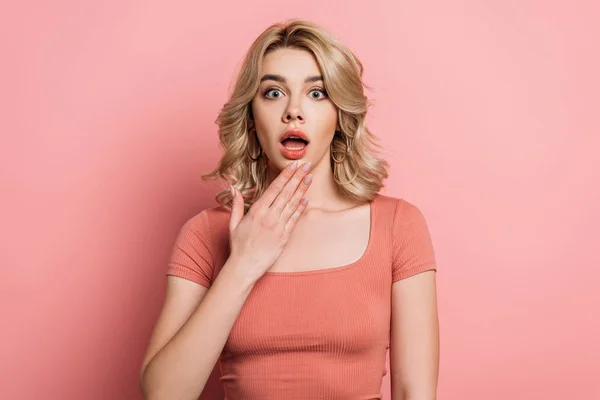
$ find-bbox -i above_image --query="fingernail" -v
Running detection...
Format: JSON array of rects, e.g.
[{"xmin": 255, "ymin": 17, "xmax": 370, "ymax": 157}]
[
  {"xmin": 230, "ymin": 185, "xmax": 235, "ymax": 197},
  {"xmin": 301, "ymin": 161, "xmax": 311, "ymax": 172},
  {"xmin": 289, "ymin": 160, "xmax": 299, "ymax": 171},
  {"xmin": 304, "ymin": 174, "xmax": 313, "ymax": 184}
]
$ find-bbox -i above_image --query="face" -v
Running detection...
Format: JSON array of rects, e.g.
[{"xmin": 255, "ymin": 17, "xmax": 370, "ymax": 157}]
[{"xmin": 250, "ymin": 47, "xmax": 338, "ymax": 171}]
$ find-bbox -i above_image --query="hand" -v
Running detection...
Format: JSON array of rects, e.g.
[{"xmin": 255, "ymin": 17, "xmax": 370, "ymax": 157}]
[{"xmin": 227, "ymin": 160, "xmax": 312, "ymax": 283}]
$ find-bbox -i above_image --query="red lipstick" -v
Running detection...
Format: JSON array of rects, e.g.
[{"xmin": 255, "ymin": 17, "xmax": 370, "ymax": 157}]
[{"xmin": 279, "ymin": 129, "xmax": 310, "ymax": 160}]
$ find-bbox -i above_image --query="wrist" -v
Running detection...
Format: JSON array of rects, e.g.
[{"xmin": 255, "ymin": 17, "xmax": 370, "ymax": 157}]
[{"xmin": 221, "ymin": 254, "xmax": 259, "ymax": 293}]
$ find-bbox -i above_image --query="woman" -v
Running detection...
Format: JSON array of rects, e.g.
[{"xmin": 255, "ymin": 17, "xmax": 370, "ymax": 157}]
[{"xmin": 140, "ymin": 19, "xmax": 439, "ymax": 400}]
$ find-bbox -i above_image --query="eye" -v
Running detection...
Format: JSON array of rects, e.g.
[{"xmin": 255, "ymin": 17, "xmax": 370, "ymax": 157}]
[
  {"xmin": 264, "ymin": 88, "xmax": 284, "ymax": 99},
  {"xmin": 309, "ymin": 88, "xmax": 327, "ymax": 99}
]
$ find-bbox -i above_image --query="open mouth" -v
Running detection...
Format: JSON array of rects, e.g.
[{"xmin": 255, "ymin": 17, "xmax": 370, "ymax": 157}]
[{"xmin": 280, "ymin": 137, "xmax": 309, "ymax": 150}]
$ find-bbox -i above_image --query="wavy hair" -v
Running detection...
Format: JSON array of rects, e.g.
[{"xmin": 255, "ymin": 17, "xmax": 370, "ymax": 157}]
[{"xmin": 202, "ymin": 19, "xmax": 389, "ymax": 211}]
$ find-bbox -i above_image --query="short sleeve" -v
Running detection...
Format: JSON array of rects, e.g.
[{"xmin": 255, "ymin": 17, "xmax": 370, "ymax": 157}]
[
  {"xmin": 392, "ymin": 199, "xmax": 437, "ymax": 282},
  {"xmin": 166, "ymin": 210, "xmax": 215, "ymax": 288}
]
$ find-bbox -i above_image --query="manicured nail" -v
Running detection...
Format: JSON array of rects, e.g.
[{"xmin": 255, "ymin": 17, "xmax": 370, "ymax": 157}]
[
  {"xmin": 304, "ymin": 174, "xmax": 313, "ymax": 184},
  {"xmin": 230, "ymin": 185, "xmax": 235, "ymax": 196},
  {"xmin": 301, "ymin": 161, "xmax": 311, "ymax": 172},
  {"xmin": 289, "ymin": 160, "xmax": 299, "ymax": 171},
  {"xmin": 301, "ymin": 197, "xmax": 308, "ymax": 206}
]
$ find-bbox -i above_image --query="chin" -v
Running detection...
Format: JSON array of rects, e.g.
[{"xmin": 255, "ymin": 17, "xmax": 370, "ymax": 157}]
[
  {"xmin": 272, "ymin": 157, "xmax": 307, "ymax": 171},
  {"xmin": 268, "ymin": 144, "xmax": 311, "ymax": 170}
]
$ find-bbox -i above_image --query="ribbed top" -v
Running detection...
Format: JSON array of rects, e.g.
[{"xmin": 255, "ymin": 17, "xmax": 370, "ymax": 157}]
[{"xmin": 166, "ymin": 194, "xmax": 436, "ymax": 399}]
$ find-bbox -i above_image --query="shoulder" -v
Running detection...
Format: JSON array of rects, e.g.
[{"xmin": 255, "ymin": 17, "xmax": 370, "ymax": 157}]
[
  {"xmin": 167, "ymin": 204, "xmax": 233, "ymax": 286},
  {"xmin": 374, "ymin": 194, "xmax": 432, "ymax": 244},
  {"xmin": 183, "ymin": 203, "xmax": 231, "ymax": 232},
  {"xmin": 377, "ymin": 195, "xmax": 436, "ymax": 278},
  {"xmin": 175, "ymin": 203, "xmax": 232, "ymax": 257},
  {"xmin": 374, "ymin": 193, "xmax": 427, "ymax": 221}
]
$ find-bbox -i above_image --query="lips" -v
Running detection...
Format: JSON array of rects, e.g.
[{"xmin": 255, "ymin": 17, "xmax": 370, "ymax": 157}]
[
  {"xmin": 279, "ymin": 129, "xmax": 310, "ymax": 144},
  {"xmin": 279, "ymin": 129, "xmax": 309, "ymax": 160}
]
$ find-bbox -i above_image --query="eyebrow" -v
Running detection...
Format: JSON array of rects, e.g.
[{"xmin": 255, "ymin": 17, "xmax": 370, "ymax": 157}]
[{"xmin": 260, "ymin": 74, "xmax": 323, "ymax": 84}]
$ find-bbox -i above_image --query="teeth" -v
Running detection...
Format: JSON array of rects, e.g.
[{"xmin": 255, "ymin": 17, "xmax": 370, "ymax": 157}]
[
  {"xmin": 284, "ymin": 143, "xmax": 306, "ymax": 150},
  {"xmin": 282, "ymin": 138, "xmax": 307, "ymax": 150}
]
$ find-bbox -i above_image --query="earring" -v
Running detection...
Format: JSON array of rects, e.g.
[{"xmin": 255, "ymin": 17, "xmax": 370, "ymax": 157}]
[
  {"xmin": 247, "ymin": 129, "xmax": 263, "ymax": 161},
  {"xmin": 331, "ymin": 130, "xmax": 350, "ymax": 163}
]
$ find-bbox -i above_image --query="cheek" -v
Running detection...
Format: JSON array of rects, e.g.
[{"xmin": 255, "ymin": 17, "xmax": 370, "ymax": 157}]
[
  {"xmin": 310, "ymin": 107, "xmax": 338, "ymax": 151},
  {"xmin": 253, "ymin": 100, "xmax": 282, "ymax": 129},
  {"xmin": 252, "ymin": 102, "xmax": 283, "ymax": 148},
  {"xmin": 311, "ymin": 103, "xmax": 338, "ymax": 131}
]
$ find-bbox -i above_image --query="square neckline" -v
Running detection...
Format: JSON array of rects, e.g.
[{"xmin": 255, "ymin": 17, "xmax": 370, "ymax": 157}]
[{"xmin": 263, "ymin": 193, "xmax": 379, "ymax": 277}]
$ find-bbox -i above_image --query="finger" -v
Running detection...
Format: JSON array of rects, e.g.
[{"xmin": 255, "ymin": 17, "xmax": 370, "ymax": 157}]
[
  {"xmin": 284, "ymin": 197, "xmax": 309, "ymax": 236},
  {"xmin": 228, "ymin": 186, "xmax": 243, "ymax": 233},
  {"xmin": 254, "ymin": 160, "xmax": 299, "ymax": 208},
  {"xmin": 279, "ymin": 171, "xmax": 312, "ymax": 221},
  {"xmin": 270, "ymin": 162, "xmax": 312, "ymax": 216}
]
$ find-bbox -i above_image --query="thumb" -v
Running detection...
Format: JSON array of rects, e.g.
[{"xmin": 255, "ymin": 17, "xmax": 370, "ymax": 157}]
[{"xmin": 229, "ymin": 185, "xmax": 243, "ymax": 233}]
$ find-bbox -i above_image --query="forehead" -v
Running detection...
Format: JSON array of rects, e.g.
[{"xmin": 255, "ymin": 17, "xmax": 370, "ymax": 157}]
[{"xmin": 261, "ymin": 48, "xmax": 322, "ymax": 80}]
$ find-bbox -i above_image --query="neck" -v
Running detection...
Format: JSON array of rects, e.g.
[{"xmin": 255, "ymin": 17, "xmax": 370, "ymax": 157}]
[{"xmin": 265, "ymin": 156, "xmax": 346, "ymax": 211}]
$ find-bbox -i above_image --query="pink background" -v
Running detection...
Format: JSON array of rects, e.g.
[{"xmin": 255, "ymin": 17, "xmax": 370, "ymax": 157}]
[{"xmin": 2, "ymin": 1, "xmax": 599, "ymax": 399}]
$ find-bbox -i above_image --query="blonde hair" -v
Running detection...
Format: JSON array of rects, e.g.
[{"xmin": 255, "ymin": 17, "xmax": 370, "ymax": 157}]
[{"xmin": 202, "ymin": 19, "xmax": 389, "ymax": 211}]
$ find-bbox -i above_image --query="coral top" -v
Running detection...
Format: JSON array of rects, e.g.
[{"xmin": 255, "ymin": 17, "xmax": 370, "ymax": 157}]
[{"xmin": 166, "ymin": 193, "xmax": 437, "ymax": 399}]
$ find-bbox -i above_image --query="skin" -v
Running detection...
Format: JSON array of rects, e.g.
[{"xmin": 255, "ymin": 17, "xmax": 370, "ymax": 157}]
[
  {"xmin": 139, "ymin": 47, "xmax": 439, "ymax": 400},
  {"xmin": 252, "ymin": 47, "xmax": 440, "ymax": 398},
  {"xmin": 390, "ymin": 269, "xmax": 440, "ymax": 400},
  {"xmin": 249, "ymin": 47, "xmax": 372, "ymax": 273},
  {"xmin": 249, "ymin": 47, "xmax": 356, "ymax": 212}
]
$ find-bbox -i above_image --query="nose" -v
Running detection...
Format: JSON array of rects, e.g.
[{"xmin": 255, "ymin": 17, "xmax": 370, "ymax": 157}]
[{"xmin": 282, "ymin": 101, "xmax": 304, "ymax": 124}]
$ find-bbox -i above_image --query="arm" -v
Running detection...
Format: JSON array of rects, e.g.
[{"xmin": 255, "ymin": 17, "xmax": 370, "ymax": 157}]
[
  {"xmin": 139, "ymin": 257, "xmax": 255, "ymax": 400},
  {"xmin": 390, "ymin": 270, "xmax": 439, "ymax": 400},
  {"xmin": 140, "ymin": 163, "xmax": 312, "ymax": 399}
]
